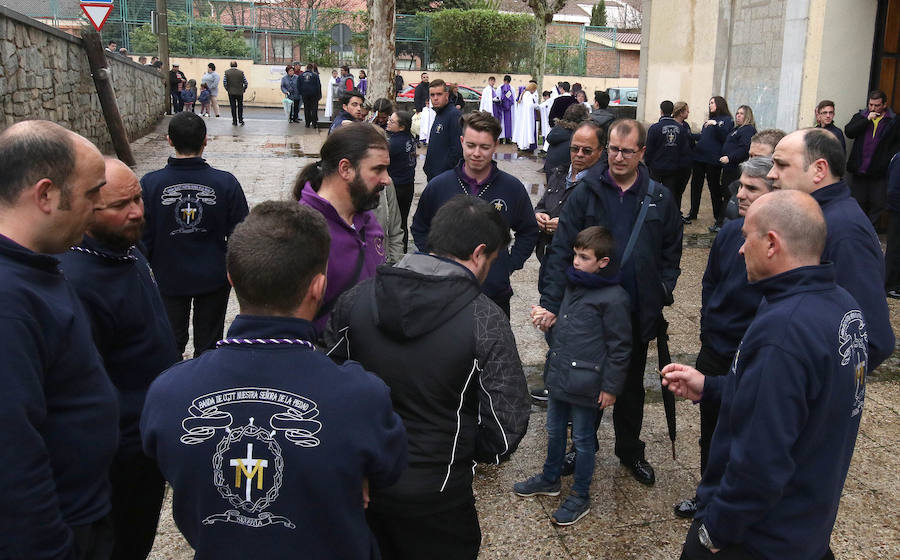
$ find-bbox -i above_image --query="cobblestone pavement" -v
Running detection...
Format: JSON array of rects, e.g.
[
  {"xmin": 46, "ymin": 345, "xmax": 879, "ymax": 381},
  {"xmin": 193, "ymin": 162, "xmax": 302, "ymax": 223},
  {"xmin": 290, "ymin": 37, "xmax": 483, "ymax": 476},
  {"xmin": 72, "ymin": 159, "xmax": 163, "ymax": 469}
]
[{"xmin": 139, "ymin": 109, "xmax": 900, "ymax": 559}]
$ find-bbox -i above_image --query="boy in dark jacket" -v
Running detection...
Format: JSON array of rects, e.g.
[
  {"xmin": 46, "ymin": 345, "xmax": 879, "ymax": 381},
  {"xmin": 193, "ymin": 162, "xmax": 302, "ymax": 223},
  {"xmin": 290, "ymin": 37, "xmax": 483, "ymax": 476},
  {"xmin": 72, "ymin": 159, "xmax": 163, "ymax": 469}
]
[{"xmin": 514, "ymin": 226, "xmax": 631, "ymax": 526}]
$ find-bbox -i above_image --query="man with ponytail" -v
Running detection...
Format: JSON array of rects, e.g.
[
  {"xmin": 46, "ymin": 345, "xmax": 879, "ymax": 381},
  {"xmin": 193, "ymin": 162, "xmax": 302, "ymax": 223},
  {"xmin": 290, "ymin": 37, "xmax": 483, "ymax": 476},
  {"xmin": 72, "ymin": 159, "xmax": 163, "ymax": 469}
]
[{"xmin": 293, "ymin": 122, "xmax": 391, "ymax": 331}]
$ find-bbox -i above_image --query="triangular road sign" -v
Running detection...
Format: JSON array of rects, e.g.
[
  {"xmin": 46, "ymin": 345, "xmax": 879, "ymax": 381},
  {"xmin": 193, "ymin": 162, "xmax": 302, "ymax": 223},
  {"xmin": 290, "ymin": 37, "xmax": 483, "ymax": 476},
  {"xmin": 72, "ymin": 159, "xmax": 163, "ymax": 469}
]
[{"xmin": 81, "ymin": 3, "xmax": 114, "ymax": 32}]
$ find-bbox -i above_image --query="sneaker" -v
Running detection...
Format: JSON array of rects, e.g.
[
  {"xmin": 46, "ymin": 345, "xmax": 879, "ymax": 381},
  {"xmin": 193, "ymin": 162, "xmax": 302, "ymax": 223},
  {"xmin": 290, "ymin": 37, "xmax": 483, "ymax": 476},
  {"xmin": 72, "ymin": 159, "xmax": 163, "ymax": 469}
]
[
  {"xmin": 551, "ymin": 494, "xmax": 590, "ymax": 526},
  {"xmin": 681, "ymin": 215, "xmax": 692, "ymax": 224},
  {"xmin": 708, "ymin": 224, "xmax": 721, "ymax": 233},
  {"xmin": 529, "ymin": 386, "xmax": 549, "ymax": 402},
  {"xmin": 513, "ymin": 474, "xmax": 560, "ymax": 497},
  {"xmin": 887, "ymin": 289, "xmax": 900, "ymax": 299}
]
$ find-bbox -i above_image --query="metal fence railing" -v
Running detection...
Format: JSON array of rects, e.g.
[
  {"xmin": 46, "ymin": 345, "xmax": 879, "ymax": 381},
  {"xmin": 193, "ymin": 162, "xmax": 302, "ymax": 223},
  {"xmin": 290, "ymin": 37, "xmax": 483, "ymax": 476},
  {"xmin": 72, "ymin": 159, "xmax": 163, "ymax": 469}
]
[{"xmin": 5, "ymin": 0, "xmax": 628, "ymax": 77}]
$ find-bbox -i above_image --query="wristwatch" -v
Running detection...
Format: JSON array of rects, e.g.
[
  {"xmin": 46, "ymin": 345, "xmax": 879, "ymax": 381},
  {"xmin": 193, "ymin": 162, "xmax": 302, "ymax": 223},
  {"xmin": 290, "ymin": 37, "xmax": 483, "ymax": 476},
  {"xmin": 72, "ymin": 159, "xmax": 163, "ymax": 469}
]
[{"xmin": 698, "ymin": 523, "xmax": 717, "ymax": 551}]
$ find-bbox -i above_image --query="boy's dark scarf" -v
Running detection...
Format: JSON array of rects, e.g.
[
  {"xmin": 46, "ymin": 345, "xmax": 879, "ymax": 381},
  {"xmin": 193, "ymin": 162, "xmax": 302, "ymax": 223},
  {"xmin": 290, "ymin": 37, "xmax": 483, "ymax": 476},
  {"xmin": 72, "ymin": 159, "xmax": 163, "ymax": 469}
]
[{"xmin": 565, "ymin": 264, "xmax": 622, "ymax": 288}]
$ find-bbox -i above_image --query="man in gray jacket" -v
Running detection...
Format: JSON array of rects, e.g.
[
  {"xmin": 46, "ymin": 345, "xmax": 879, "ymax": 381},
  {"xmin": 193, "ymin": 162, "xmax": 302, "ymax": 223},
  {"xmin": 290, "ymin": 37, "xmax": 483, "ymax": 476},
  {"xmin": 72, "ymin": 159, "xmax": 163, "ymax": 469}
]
[{"xmin": 223, "ymin": 61, "xmax": 248, "ymax": 126}]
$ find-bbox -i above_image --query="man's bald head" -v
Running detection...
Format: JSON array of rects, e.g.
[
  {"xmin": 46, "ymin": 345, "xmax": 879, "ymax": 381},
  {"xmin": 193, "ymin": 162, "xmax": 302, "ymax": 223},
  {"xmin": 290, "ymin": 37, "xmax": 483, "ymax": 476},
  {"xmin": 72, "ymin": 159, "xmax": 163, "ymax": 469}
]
[
  {"xmin": 747, "ymin": 190, "xmax": 826, "ymax": 265},
  {"xmin": 89, "ymin": 158, "xmax": 145, "ymax": 249}
]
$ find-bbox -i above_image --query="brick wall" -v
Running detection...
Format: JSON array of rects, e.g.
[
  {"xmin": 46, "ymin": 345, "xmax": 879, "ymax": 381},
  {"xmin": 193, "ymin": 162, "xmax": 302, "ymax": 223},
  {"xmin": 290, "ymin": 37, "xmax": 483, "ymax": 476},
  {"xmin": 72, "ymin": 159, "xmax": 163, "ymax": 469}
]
[{"xmin": 0, "ymin": 5, "xmax": 166, "ymax": 153}]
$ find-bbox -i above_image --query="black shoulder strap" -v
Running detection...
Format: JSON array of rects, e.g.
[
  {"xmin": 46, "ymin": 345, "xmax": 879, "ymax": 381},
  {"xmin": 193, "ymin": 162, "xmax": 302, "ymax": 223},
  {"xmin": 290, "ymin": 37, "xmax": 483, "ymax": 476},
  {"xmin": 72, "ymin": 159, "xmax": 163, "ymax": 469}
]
[{"xmin": 621, "ymin": 181, "xmax": 656, "ymax": 266}]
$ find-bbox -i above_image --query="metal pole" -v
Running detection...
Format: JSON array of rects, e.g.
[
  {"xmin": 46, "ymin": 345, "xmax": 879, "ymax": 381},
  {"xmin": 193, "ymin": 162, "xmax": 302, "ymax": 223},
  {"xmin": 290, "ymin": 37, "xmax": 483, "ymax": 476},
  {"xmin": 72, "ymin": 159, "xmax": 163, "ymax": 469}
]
[
  {"xmin": 82, "ymin": 29, "xmax": 136, "ymax": 166},
  {"xmin": 156, "ymin": 0, "xmax": 170, "ymax": 114}
]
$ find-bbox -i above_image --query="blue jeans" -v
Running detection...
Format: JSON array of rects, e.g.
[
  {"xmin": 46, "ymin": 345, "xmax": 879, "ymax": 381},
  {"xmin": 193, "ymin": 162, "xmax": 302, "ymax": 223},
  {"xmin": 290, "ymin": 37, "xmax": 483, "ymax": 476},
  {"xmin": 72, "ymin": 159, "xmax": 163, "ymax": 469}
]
[{"xmin": 543, "ymin": 397, "xmax": 598, "ymax": 498}]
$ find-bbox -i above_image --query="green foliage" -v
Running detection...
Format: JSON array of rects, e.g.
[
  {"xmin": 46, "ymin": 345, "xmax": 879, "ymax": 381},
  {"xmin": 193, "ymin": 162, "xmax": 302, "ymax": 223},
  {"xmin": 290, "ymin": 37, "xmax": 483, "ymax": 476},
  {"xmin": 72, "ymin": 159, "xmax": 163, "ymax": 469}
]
[
  {"xmin": 545, "ymin": 31, "xmax": 584, "ymax": 75},
  {"xmin": 130, "ymin": 12, "xmax": 251, "ymax": 57},
  {"xmin": 465, "ymin": 0, "xmax": 503, "ymax": 10},
  {"xmin": 397, "ymin": 0, "xmax": 471, "ymax": 13},
  {"xmin": 590, "ymin": 1, "xmax": 607, "ymax": 27},
  {"xmin": 430, "ymin": 9, "xmax": 534, "ymax": 72}
]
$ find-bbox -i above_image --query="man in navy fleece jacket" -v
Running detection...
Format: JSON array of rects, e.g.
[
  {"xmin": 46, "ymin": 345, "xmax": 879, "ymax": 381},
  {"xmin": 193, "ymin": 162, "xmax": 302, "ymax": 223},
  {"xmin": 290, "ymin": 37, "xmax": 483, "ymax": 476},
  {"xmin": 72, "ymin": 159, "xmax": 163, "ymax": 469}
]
[
  {"xmin": 0, "ymin": 121, "xmax": 119, "ymax": 559},
  {"xmin": 141, "ymin": 201, "xmax": 406, "ymax": 559},
  {"xmin": 663, "ymin": 190, "xmax": 869, "ymax": 560},
  {"xmin": 767, "ymin": 128, "xmax": 894, "ymax": 370}
]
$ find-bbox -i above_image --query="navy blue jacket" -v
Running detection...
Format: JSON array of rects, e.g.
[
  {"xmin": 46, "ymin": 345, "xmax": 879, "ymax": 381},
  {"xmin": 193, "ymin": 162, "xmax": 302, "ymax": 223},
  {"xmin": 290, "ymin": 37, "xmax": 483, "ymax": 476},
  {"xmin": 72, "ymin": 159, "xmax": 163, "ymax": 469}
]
[
  {"xmin": 329, "ymin": 110, "xmax": 357, "ymax": 134},
  {"xmin": 411, "ymin": 163, "xmax": 539, "ymax": 300},
  {"xmin": 645, "ymin": 116, "xmax": 693, "ymax": 172},
  {"xmin": 543, "ymin": 126, "xmax": 573, "ymax": 173},
  {"xmin": 693, "ymin": 115, "xmax": 734, "ymax": 164},
  {"xmin": 141, "ymin": 315, "xmax": 407, "ymax": 559},
  {"xmin": 423, "ymin": 103, "xmax": 463, "ymax": 181},
  {"xmin": 699, "ymin": 218, "xmax": 763, "ymax": 358},
  {"xmin": 696, "ymin": 264, "xmax": 868, "ymax": 560},
  {"xmin": 0, "ymin": 235, "xmax": 119, "ymax": 559},
  {"xmin": 298, "ymin": 69, "xmax": 321, "ymax": 99},
  {"xmin": 820, "ymin": 122, "xmax": 846, "ymax": 153},
  {"xmin": 141, "ymin": 157, "xmax": 249, "ymax": 297},
  {"xmin": 542, "ymin": 163, "xmax": 683, "ymax": 342},
  {"xmin": 720, "ymin": 124, "xmax": 756, "ymax": 171},
  {"xmin": 58, "ymin": 235, "xmax": 181, "ymax": 459},
  {"xmin": 544, "ymin": 268, "xmax": 632, "ymax": 407},
  {"xmin": 887, "ymin": 153, "xmax": 900, "ymax": 212},
  {"xmin": 388, "ymin": 130, "xmax": 416, "ymax": 186},
  {"xmin": 812, "ymin": 181, "xmax": 894, "ymax": 369}
]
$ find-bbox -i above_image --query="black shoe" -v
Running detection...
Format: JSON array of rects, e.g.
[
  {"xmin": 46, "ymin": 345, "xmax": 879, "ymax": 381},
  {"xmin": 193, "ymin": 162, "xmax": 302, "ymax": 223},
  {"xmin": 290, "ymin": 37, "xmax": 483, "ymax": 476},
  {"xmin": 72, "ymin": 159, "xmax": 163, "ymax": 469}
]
[
  {"xmin": 623, "ymin": 458, "xmax": 655, "ymax": 485},
  {"xmin": 530, "ymin": 386, "xmax": 549, "ymax": 402},
  {"xmin": 673, "ymin": 496, "xmax": 697, "ymax": 518},
  {"xmin": 888, "ymin": 289, "xmax": 900, "ymax": 299},
  {"xmin": 239, "ymin": 121, "xmax": 245, "ymax": 126},
  {"xmin": 681, "ymin": 215, "xmax": 692, "ymax": 224},
  {"xmin": 232, "ymin": 121, "xmax": 238, "ymax": 126},
  {"xmin": 707, "ymin": 224, "xmax": 721, "ymax": 233},
  {"xmin": 561, "ymin": 450, "xmax": 577, "ymax": 476}
]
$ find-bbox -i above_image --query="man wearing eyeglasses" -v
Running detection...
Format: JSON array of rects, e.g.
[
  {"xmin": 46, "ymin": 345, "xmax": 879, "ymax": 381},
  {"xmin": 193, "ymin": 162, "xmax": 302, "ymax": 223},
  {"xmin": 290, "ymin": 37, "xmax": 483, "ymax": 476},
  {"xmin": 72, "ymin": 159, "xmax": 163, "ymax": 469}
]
[{"xmin": 539, "ymin": 118, "xmax": 683, "ymax": 486}]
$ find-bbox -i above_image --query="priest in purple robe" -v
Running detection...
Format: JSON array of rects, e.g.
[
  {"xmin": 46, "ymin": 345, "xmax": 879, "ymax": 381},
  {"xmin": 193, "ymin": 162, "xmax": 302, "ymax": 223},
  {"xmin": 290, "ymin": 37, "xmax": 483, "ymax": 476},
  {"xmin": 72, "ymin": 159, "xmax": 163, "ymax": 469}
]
[{"xmin": 499, "ymin": 75, "xmax": 514, "ymax": 142}]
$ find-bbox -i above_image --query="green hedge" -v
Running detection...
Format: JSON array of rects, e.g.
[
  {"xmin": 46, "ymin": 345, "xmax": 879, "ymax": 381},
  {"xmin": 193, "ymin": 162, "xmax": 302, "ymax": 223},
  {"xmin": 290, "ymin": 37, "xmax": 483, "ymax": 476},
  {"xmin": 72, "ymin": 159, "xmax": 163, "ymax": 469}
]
[{"xmin": 429, "ymin": 9, "xmax": 534, "ymax": 73}]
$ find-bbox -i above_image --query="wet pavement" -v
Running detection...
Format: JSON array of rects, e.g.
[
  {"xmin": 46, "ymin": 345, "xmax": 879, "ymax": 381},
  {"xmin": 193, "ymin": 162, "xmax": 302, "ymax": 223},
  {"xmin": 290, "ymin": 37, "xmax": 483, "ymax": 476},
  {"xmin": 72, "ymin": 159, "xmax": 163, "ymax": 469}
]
[{"xmin": 137, "ymin": 108, "xmax": 900, "ymax": 559}]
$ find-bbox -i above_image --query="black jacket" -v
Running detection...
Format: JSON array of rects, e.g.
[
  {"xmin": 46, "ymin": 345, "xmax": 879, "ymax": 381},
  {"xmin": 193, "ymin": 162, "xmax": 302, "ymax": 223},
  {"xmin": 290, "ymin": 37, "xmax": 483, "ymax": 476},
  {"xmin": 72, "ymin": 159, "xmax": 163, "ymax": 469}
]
[
  {"xmin": 534, "ymin": 165, "xmax": 578, "ymax": 262},
  {"xmin": 845, "ymin": 108, "xmax": 898, "ymax": 177},
  {"xmin": 541, "ymin": 163, "xmax": 683, "ymax": 342},
  {"xmin": 414, "ymin": 82, "xmax": 430, "ymax": 112},
  {"xmin": 645, "ymin": 116, "xmax": 693, "ymax": 172},
  {"xmin": 548, "ymin": 94, "xmax": 577, "ymax": 125},
  {"xmin": 324, "ymin": 254, "xmax": 530, "ymax": 511},
  {"xmin": 720, "ymin": 124, "xmax": 756, "ymax": 171},
  {"xmin": 544, "ymin": 269, "xmax": 632, "ymax": 407},
  {"xmin": 298, "ymin": 69, "xmax": 321, "ymax": 99},
  {"xmin": 543, "ymin": 126, "xmax": 573, "ymax": 173},
  {"xmin": 422, "ymin": 104, "xmax": 463, "ymax": 181}
]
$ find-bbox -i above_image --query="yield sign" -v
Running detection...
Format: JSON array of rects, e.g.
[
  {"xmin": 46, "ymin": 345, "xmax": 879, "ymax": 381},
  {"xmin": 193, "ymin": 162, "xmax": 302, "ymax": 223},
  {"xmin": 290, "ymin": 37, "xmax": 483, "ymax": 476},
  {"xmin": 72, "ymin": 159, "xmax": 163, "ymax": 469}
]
[{"xmin": 81, "ymin": 3, "xmax": 114, "ymax": 32}]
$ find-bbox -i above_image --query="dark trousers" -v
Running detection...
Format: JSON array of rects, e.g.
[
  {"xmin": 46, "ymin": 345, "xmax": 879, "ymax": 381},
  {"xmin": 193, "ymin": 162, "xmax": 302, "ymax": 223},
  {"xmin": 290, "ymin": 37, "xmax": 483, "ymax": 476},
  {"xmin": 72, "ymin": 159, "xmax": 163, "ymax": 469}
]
[
  {"xmin": 109, "ymin": 452, "xmax": 166, "ymax": 560},
  {"xmin": 161, "ymin": 283, "xmax": 231, "ymax": 357},
  {"xmin": 73, "ymin": 515, "xmax": 115, "ymax": 560},
  {"xmin": 849, "ymin": 173, "xmax": 887, "ymax": 228},
  {"xmin": 170, "ymin": 91, "xmax": 183, "ymax": 113},
  {"xmin": 689, "ymin": 162, "xmax": 723, "ymax": 222},
  {"xmin": 695, "ymin": 344, "xmax": 733, "ymax": 474},
  {"xmin": 394, "ymin": 182, "xmax": 414, "ymax": 253},
  {"xmin": 228, "ymin": 93, "xmax": 244, "ymax": 124},
  {"xmin": 366, "ymin": 495, "xmax": 481, "ymax": 560},
  {"xmin": 302, "ymin": 96, "xmax": 318, "ymax": 125},
  {"xmin": 679, "ymin": 519, "xmax": 836, "ymax": 560},
  {"xmin": 489, "ymin": 293, "xmax": 511, "ymax": 318},
  {"xmin": 289, "ymin": 98, "xmax": 301, "ymax": 121},
  {"xmin": 651, "ymin": 168, "xmax": 689, "ymax": 214},
  {"xmin": 886, "ymin": 210, "xmax": 900, "ymax": 291},
  {"xmin": 595, "ymin": 321, "xmax": 649, "ymax": 463}
]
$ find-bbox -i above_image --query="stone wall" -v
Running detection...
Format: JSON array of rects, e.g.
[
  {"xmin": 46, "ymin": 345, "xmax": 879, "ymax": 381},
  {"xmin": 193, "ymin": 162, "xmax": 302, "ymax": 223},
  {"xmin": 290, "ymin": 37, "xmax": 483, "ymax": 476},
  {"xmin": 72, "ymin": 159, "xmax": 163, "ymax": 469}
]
[{"xmin": 0, "ymin": 5, "xmax": 166, "ymax": 153}]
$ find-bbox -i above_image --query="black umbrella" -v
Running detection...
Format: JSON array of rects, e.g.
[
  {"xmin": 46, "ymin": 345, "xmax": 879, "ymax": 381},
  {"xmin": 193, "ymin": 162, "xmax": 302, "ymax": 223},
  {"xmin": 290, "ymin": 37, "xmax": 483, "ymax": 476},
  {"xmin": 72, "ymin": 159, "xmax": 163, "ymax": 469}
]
[{"xmin": 657, "ymin": 316, "xmax": 677, "ymax": 460}]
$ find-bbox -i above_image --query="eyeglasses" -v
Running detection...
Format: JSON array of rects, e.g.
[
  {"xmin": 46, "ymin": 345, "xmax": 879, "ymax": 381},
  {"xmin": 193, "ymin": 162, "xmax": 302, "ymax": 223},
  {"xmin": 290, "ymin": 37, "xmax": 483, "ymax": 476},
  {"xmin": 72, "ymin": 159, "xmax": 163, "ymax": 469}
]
[
  {"xmin": 607, "ymin": 145, "xmax": 640, "ymax": 159},
  {"xmin": 569, "ymin": 145, "xmax": 595, "ymax": 155}
]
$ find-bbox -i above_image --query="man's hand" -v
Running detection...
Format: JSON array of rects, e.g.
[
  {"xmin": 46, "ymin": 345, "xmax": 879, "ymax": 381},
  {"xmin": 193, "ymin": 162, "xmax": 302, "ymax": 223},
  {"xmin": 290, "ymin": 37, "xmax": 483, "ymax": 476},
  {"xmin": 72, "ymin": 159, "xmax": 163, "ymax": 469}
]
[
  {"xmin": 868, "ymin": 111, "xmax": 881, "ymax": 121},
  {"xmin": 660, "ymin": 363, "xmax": 706, "ymax": 401},
  {"xmin": 362, "ymin": 478, "xmax": 370, "ymax": 509},
  {"xmin": 545, "ymin": 217, "xmax": 559, "ymax": 234},
  {"xmin": 535, "ymin": 212, "xmax": 550, "ymax": 230},
  {"xmin": 719, "ymin": 156, "xmax": 729, "ymax": 165},
  {"xmin": 530, "ymin": 305, "xmax": 556, "ymax": 332},
  {"xmin": 598, "ymin": 391, "xmax": 616, "ymax": 409}
]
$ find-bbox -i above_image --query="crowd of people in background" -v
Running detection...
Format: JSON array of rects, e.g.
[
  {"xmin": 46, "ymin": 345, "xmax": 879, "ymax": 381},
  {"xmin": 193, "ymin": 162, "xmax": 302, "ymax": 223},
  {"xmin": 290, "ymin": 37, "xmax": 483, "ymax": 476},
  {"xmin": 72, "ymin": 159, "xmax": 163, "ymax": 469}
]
[{"xmin": 3, "ymin": 49, "xmax": 900, "ymax": 560}]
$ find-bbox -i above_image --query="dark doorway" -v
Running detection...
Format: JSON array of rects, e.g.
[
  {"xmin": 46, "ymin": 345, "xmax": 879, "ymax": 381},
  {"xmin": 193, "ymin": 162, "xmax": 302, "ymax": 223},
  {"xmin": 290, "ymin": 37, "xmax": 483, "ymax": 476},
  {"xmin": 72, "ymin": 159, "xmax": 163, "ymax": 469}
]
[{"xmin": 872, "ymin": 0, "xmax": 900, "ymax": 112}]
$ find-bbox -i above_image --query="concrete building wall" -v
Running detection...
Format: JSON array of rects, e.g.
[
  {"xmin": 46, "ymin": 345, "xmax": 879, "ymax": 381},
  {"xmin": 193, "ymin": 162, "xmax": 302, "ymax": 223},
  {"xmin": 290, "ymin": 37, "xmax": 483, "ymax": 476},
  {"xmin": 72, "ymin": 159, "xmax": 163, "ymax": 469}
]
[
  {"xmin": 0, "ymin": 6, "xmax": 166, "ymax": 153},
  {"xmin": 641, "ymin": 0, "xmax": 877, "ymax": 134}
]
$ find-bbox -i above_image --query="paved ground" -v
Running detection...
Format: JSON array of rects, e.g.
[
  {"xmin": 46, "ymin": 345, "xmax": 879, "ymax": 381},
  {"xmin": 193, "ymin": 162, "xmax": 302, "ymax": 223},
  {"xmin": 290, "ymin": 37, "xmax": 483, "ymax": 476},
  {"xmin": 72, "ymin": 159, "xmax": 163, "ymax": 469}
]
[{"xmin": 137, "ymin": 109, "xmax": 900, "ymax": 559}]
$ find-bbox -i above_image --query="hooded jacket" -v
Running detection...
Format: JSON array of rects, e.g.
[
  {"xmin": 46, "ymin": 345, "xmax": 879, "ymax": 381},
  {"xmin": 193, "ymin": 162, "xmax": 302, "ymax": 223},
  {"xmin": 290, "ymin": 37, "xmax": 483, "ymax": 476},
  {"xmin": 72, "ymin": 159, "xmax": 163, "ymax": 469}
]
[
  {"xmin": 542, "ymin": 162, "xmax": 683, "ymax": 342},
  {"xmin": 324, "ymin": 253, "xmax": 530, "ymax": 512},
  {"xmin": 544, "ymin": 267, "xmax": 632, "ymax": 407}
]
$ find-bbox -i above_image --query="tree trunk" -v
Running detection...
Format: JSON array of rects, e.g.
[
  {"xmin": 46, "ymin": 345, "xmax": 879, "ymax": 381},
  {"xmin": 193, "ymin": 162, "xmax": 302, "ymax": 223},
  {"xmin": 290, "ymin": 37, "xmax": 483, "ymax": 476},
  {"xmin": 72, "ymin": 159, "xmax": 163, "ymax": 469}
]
[
  {"xmin": 367, "ymin": 0, "xmax": 396, "ymax": 102},
  {"xmin": 531, "ymin": 12, "xmax": 549, "ymax": 93}
]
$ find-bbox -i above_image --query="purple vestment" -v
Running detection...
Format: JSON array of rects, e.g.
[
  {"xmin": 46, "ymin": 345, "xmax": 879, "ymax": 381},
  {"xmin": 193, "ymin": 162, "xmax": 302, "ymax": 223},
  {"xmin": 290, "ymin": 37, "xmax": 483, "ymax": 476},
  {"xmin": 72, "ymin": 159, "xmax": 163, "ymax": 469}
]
[{"xmin": 499, "ymin": 83, "xmax": 514, "ymax": 139}]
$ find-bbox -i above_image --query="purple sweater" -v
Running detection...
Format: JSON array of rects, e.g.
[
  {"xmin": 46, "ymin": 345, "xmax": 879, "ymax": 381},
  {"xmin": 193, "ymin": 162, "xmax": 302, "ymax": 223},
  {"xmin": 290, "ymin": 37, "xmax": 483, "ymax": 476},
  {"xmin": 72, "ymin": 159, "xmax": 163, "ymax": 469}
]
[{"xmin": 299, "ymin": 183, "xmax": 386, "ymax": 330}]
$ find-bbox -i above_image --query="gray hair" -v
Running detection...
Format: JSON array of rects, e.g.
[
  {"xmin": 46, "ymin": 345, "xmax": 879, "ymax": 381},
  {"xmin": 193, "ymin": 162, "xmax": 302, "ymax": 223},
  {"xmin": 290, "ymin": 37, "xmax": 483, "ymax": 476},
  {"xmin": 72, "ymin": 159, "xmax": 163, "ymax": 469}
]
[{"xmin": 739, "ymin": 156, "xmax": 775, "ymax": 188}]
